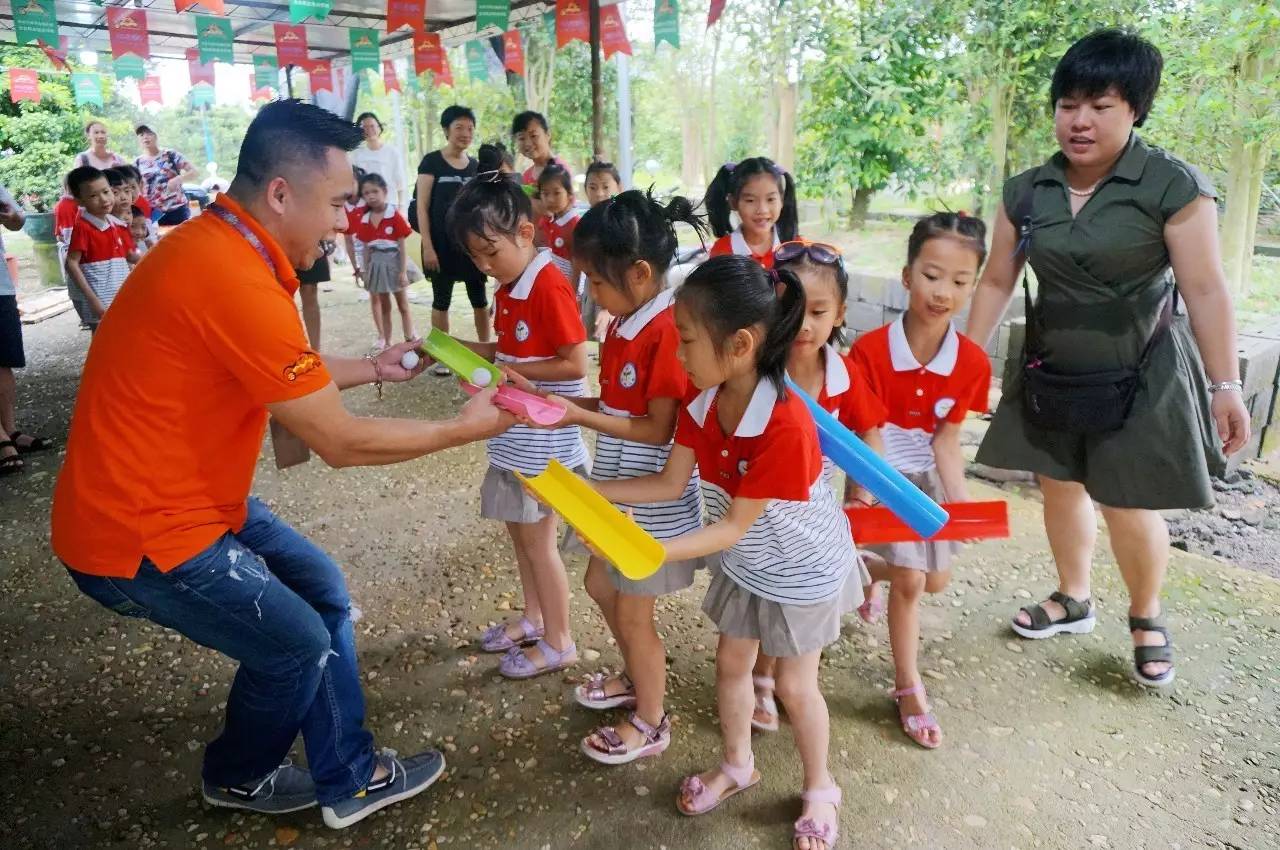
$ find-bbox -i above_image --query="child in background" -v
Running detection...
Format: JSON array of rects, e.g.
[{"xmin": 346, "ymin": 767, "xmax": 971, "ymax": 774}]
[
  {"xmin": 749, "ymin": 239, "xmax": 887, "ymax": 735},
  {"xmin": 54, "ymin": 187, "xmax": 90, "ymax": 328},
  {"xmin": 478, "ymin": 141, "xmax": 517, "ymax": 176},
  {"xmin": 581, "ymin": 161, "xmax": 625, "ymax": 340},
  {"xmin": 446, "ymin": 173, "xmax": 589, "ymax": 680},
  {"xmin": 354, "ymin": 172, "xmax": 418, "ymax": 346},
  {"xmin": 540, "ymin": 190, "xmax": 707, "ymax": 765},
  {"xmin": 341, "ymin": 167, "xmax": 378, "ymax": 349},
  {"xmin": 536, "ymin": 164, "xmax": 579, "ymax": 281},
  {"xmin": 105, "ymin": 167, "xmax": 131, "ymax": 220},
  {"xmin": 512, "ymin": 110, "xmax": 570, "ymax": 220},
  {"xmin": 121, "ymin": 165, "xmax": 152, "ymax": 222},
  {"xmin": 64, "ymin": 166, "xmax": 138, "ymax": 331},
  {"xmin": 595, "ymin": 255, "xmax": 855, "ymax": 849},
  {"xmin": 128, "ymin": 206, "xmax": 153, "ymax": 255},
  {"xmin": 705, "ymin": 157, "xmax": 799, "ymax": 268},
  {"xmin": 851, "ymin": 212, "xmax": 992, "ymax": 750}
]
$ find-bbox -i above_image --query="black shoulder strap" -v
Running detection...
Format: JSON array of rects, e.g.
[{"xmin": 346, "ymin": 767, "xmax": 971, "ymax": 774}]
[{"xmin": 1011, "ymin": 172, "xmax": 1041, "ymax": 356}]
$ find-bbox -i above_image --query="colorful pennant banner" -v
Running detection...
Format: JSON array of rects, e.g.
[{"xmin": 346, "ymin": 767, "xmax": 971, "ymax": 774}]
[
  {"xmin": 502, "ymin": 29, "xmax": 524, "ymax": 76},
  {"xmin": 382, "ymin": 59, "xmax": 401, "ymax": 92},
  {"xmin": 250, "ymin": 79, "xmax": 273, "ymax": 102},
  {"xmin": 274, "ymin": 23, "xmax": 309, "ymax": 66},
  {"xmin": 308, "ymin": 58, "xmax": 334, "ymax": 92},
  {"xmin": 175, "ymin": 0, "xmax": 226, "ymax": 13},
  {"xmin": 113, "ymin": 54, "xmax": 147, "ymax": 80},
  {"xmin": 253, "ymin": 55, "xmax": 279, "ymax": 92},
  {"xmin": 14, "ymin": 0, "xmax": 59, "ymax": 48},
  {"xmin": 707, "ymin": 0, "xmax": 726, "ymax": 28},
  {"xmin": 139, "ymin": 76, "xmax": 164, "ymax": 106},
  {"xmin": 413, "ymin": 31, "xmax": 444, "ymax": 75},
  {"xmin": 349, "ymin": 28, "xmax": 381, "ymax": 73},
  {"xmin": 191, "ymin": 85, "xmax": 215, "ymax": 107},
  {"xmin": 289, "ymin": 0, "xmax": 331, "ymax": 25},
  {"xmin": 186, "ymin": 47, "xmax": 216, "ymax": 87},
  {"xmin": 39, "ymin": 36, "xmax": 70, "ymax": 71},
  {"xmin": 195, "ymin": 14, "xmax": 234, "ymax": 64},
  {"xmin": 9, "ymin": 68, "xmax": 40, "ymax": 103},
  {"xmin": 654, "ymin": 0, "xmax": 680, "ymax": 48},
  {"xmin": 385, "ymin": 0, "xmax": 424, "ymax": 33},
  {"xmin": 107, "ymin": 7, "xmax": 150, "ymax": 60},
  {"xmin": 556, "ymin": 0, "xmax": 588, "ymax": 48},
  {"xmin": 476, "ymin": 0, "xmax": 510, "ymax": 34},
  {"xmin": 434, "ymin": 50, "xmax": 453, "ymax": 88},
  {"xmin": 465, "ymin": 40, "xmax": 489, "ymax": 82},
  {"xmin": 71, "ymin": 72, "xmax": 103, "ymax": 107},
  {"xmin": 600, "ymin": 5, "xmax": 631, "ymax": 58}
]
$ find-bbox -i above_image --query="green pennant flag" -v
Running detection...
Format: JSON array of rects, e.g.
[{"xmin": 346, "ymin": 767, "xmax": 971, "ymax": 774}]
[
  {"xmin": 15, "ymin": 0, "xmax": 59, "ymax": 47},
  {"xmin": 253, "ymin": 55, "xmax": 279, "ymax": 91},
  {"xmin": 195, "ymin": 14, "xmax": 235, "ymax": 64},
  {"xmin": 71, "ymin": 72, "xmax": 103, "ymax": 107},
  {"xmin": 465, "ymin": 40, "xmax": 489, "ymax": 82},
  {"xmin": 654, "ymin": 0, "xmax": 680, "ymax": 48},
  {"xmin": 114, "ymin": 54, "xmax": 146, "ymax": 80},
  {"xmin": 543, "ymin": 10, "xmax": 556, "ymax": 39},
  {"xmin": 349, "ymin": 28, "xmax": 380, "ymax": 74},
  {"xmin": 475, "ymin": 0, "xmax": 510, "ymax": 33},
  {"xmin": 289, "ymin": 0, "xmax": 330, "ymax": 24},
  {"xmin": 191, "ymin": 84, "xmax": 215, "ymax": 107}
]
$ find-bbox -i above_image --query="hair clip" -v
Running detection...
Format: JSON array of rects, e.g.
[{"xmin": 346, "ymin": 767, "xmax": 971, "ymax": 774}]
[
  {"xmin": 766, "ymin": 162, "xmax": 786, "ymax": 177},
  {"xmin": 723, "ymin": 162, "xmax": 737, "ymax": 173},
  {"xmin": 476, "ymin": 169, "xmax": 505, "ymax": 183}
]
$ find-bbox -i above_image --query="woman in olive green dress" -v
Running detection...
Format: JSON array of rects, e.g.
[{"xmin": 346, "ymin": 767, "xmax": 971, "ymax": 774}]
[{"xmin": 967, "ymin": 29, "xmax": 1250, "ymax": 687}]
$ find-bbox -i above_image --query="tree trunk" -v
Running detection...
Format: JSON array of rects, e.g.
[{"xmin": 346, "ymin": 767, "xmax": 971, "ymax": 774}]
[
  {"xmin": 681, "ymin": 109, "xmax": 703, "ymax": 189},
  {"xmin": 589, "ymin": 0, "xmax": 604, "ymax": 160},
  {"xmin": 985, "ymin": 80, "xmax": 1013, "ymax": 221},
  {"xmin": 775, "ymin": 81, "xmax": 798, "ymax": 174},
  {"xmin": 850, "ymin": 186, "xmax": 874, "ymax": 230},
  {"xmin": 704, "ymin": 26, "xmax": 722, "ymax": 180},
  {"xmin": 1221, "ymin": 49, "xmax": 1268, "ymax": 297}
]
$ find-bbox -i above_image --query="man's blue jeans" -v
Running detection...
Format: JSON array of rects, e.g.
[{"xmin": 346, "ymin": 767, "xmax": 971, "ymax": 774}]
[{"xmin": 67, "ymin": 498, "xmax": 376, "ymax": 805}]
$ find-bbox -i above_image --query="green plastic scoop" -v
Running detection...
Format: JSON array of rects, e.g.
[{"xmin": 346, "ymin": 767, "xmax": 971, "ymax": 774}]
[{"xmin": 421, "ymin": 329, "xmax": 504, "ymax": 388}]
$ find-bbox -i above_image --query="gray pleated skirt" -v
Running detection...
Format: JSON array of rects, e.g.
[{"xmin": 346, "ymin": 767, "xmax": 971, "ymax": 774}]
[
  {"xmin": 701, "ymin": 566, "xmax": 859, "ymax": 657},
  {"xmin": 864, "ymin": 468, "xmax": 960, "ymax": 573},
  {"xmin": 364, "ymin": 247, "xmax": 421, "ymax": 294},
  {"xmin": 481, "ymin": 464, "xmax": 589, "ymax": 525}
]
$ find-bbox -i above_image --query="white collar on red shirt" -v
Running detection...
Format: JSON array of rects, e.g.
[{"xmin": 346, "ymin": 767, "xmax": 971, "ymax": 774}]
[
  {"xmin": 79, "ymin": 211, "xmax": 124, "ymax": 231},
  {"xmin": 686, "ymin": 378, "xmax": 778, "ymax": 438},
  {"xmin": 509, "ymin": 248, "xmax": 554, "ymax": 301},
  {"xmin": 729, "ymin": 226, "xmax": 780, "ymax": 258},
  {"xmin": 616, "ymin": 287, "xmax": 676, "ymax": 340},
  {"xmin": 888, "ymin": 313, "xmax": 959, "ymax": 376},
  {"xmin": 361, "ymin": 204, "xmax": 397, "ymax": 224},
  {"xmin": 551, "ymin": 208, "xmax": 578, "ymax": 228},
  {"xmin": 822, "ymin": 344, "xmax": 851, "ymax": 394}
]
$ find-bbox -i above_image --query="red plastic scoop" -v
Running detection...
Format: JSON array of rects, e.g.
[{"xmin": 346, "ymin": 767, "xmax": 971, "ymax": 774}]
[{"xmin": 845, "ymin": 500, "xmax": 1009, "ymax": 545}]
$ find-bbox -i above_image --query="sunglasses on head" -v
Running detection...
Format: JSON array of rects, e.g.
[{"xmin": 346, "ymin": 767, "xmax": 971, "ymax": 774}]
[{"xmin": 773, "ymin": 239, "xmax": 842, "ymax": 267}]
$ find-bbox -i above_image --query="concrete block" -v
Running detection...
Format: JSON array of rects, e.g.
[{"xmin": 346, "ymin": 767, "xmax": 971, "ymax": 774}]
[
  {"xmin": 1002, "ymin": 355, "xmax": 1021, "ymax": 388},
  {"xmin": 844, "ymin": 300, "xmax": 885, "ymax": 334},
  {"xmin": 880, "ymin": 278, "xmax": 910, "ymax": 311},
  {"xmin": 1261, "ymin": 424, "xmax": 1280, "ymax": 459},
  {"xmin": 1236, "ymin": 334, "xmax": 1280, "ymax": 400}
]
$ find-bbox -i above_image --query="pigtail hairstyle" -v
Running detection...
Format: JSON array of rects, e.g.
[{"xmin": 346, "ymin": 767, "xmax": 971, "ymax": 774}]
[
  {"xmin": 573, "ymin": 189, "xmax": 708, "ymax": 290},
  {"xmin": 676, "ymin": 255, "xmax": 807, "ymax": 395},
  {"xmin": 701, "ymin": 157, "xmax": 798, "ymax": 241},
  {"xmin": 447, "ymin": 173, "xmax": 534, "ymax": 252},
  {"xmin": 906, "ymin": 211, "xmax": 989, "ymax": 268}
]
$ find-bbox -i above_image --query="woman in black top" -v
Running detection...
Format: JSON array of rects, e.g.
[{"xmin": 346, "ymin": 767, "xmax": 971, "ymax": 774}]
[{"xmin": 415, "ymin": 106, "xmax": 490, "ymax": 360}]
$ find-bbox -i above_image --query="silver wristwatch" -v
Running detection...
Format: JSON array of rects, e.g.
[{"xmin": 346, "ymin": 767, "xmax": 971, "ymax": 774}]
[{"xmin": 1208, "ymin": 380, "xmax": 1243, "ymax": 394}]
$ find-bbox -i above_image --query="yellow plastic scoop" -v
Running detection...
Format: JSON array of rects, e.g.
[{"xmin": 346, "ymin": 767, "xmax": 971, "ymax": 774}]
[
  {"xmin": 515, "ymin": 459, "xmax": 665, "ymax": 580},
  {"xmin": 421, "ymin": 329, "xmax": 503, "ymax": 388}
]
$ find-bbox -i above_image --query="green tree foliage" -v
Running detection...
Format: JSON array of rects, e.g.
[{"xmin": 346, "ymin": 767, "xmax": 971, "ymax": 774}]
[{"xmin": 0, "ymin": 45, "xmax": 85, "ymax": 209}]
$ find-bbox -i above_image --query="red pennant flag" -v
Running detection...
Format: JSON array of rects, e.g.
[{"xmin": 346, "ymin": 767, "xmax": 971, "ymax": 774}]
[
  {"xmin": 382, "ymin": 59, "xmax": 401, "ymax": 92},
  {"xmin": 186, "ymin": 47, "xmax": 216, "ymax": 87},
  {"xmin": 307, "ymin": 58, "xmax": 333, "ymax": 93},
  {"xmin": 273, "ymin": 24, "xmax": 309, "ymax": 66},
  {"xmin": 107, "ymin": 7, "xmax": 150, "ymax": 60},
  {"xmin": 385, "ymin": 0, "xmax": 425, "ymax": 33},
  {"xmin": 174, "ymin": 0, "xmax": 226, "ymax": 13},
  {"xmin": 8, "ymin": 68, "xmax": 40, "ymax": 103},
  {"xmin": 250, "ymin": 79, "xmax": 273, "ymax": 102},
  {"xmin": 600, "ymin": 5, "xmax": 631, "ymax": 58},
  {"xmin": 502, "ymin": 29, "xmax": 524, "ymax": 76},
  {"xmin": 139, "ymin": 75, "xmax": 164, "ymax": 106},
  {"xmin": 413, "ymin": 31, "xmax": 444, "ymax": 75},
  {"xmin": 434, "ymin": 52, "xmax": 453, "ymax": 88},
  {"xmin": 556, "ymin": 0, "xmax": 589, "ymax": 48},
  {"xmin": 707, "ymin": 0, "xmax": 726, "ymax": 27},
  {"xmin": 39, "ymin": 36, "xmax": 71, "ymax": 72}
]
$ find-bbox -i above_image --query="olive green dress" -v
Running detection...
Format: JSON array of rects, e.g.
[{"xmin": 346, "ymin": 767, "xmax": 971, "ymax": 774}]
[{"xmin": 977, "ymin": 134, "xmax": 1226, "ymax": 510}]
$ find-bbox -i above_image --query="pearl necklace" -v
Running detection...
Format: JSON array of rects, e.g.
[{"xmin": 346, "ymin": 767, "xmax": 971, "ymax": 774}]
[{"xmin": 1067, "ymin": 182, "xmax": 1100, "ymax": 197}]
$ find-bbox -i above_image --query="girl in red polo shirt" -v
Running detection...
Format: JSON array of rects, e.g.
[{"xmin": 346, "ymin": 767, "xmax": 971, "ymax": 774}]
[
  {"xmin": 446, "ymin": 175, "xmax": 589, "ymax": 682},
  {"xmin": 534, "ymin": 190, "xmax": 708, "ymax": 766},
  {"xmin": 355, "ymin": 173, "xmax": 418, "ymax": 348},
  {"xmin": 749, "ymin": 239, "xmax": 889, "ymax": 736},
  {"xmin": 852, "ymin": 212, "xmax": 993, "ymax": 750},
  {"xmin": 595, "ymin": 255, "xmax": 854, "ymax": 850},
  {"xmin": 703, "ymin": 157, "xmax": 798, "ymax": 269}
]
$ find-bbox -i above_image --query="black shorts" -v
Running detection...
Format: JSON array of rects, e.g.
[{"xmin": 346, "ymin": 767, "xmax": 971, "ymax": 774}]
[
  {"xmin": 430, "ymin": 275, "xmax": 488, "ymax": 311},
  {"xmin": 156, "ymin": 205, "xmax": 191, "ymax": 227},
  {"xmin": 296, "ymin": 256, "xmax": 330, "ymax": 285},
  {"xmin": 0, "ymin": 296, "xmax": 25, "ymax": 369}
]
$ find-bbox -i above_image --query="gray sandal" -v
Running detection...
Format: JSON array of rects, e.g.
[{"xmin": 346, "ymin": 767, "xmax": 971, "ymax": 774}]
[
  {"xmin": 1011, "ymin": 591, "xmax": 1096, "ymax": 639},
  {"xmin": 1129, "ymin": 614, "xmax": 1175, "ymax": 687}
]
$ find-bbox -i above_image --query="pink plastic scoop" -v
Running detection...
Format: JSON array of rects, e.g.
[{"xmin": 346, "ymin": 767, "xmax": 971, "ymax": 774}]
[{"xmin": 461, "ymin": 382, "xmax": 567, "ymax": 426}]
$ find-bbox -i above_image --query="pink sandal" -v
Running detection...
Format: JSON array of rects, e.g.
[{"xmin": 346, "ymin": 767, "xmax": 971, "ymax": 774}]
[
  {"xmin": 480, "ymin": 616, "xmax": 543, "ymax": 653},
  {"xmin": 499, "ymin": 639, "xmax": 577, "ymax": 680},
  {"xmin": 857, "ymin": 585, "xmax": 884, "ymax": 625},
  {"xmin": 751, "ymin": 675, "xmax": 780, "ymax": 733},
  {"xmin": 676, "ymin": 755, "xmax": 760, "ymax": 816},
  {"xmin": 580, "ymin": 712, "xmax": 670, "ymax": 765},
  {"xmin": 890, "ymin": 684, "xmax": 942, "ymax": 749},
  {"xmin": 574, "ymin": 670, "xmax": 637, "ymax": 710},
  {"xmin": 794, "ymin": 786, "xmax": 842, "ymax": 849}
]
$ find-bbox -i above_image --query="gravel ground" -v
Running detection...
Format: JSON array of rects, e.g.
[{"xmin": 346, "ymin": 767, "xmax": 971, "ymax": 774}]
[{"xmin": 2, "ymin": 279, "xmax": 1278, "ymax": 850}]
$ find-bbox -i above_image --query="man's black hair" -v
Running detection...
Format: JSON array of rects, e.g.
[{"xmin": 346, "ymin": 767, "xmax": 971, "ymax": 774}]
[
  {"xmin": 1050, "ymin": 28, "xmax": 1163, "ymax": 127},
  {"xmin": 66, "ymin": 165, "xmax": 106, "ymax": 198},
  {"xmin": 233, "ymin": 99, "xmax": 365, "ymax": 189},
  {"xmin": 510, "ymin": 110, "xmax": 548, "ymax": 136}
]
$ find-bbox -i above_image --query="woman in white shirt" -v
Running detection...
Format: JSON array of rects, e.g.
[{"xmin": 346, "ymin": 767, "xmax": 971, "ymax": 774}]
[{"xmin": 350, "ymin": 113, "xmax": 408, "ymax": 209}]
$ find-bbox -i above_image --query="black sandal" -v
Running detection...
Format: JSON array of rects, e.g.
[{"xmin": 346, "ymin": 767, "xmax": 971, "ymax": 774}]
[
  {"xmin": 1129, "ymin": 614, "xmax": 1175, "ymax": 687},
  {"xmin": 0, "ymin": 440, "xmax": 23, "ymax": 476},
  {"xmin": 9, "ymin": 431, "xmax": 51, "ymax": 454},
  {"xmin": 1011, "ymin": 590, "xmax": 1096, "ymax": 640}
]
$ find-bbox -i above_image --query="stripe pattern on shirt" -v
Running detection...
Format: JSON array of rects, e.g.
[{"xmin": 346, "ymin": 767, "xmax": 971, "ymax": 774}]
[{"xmin": 486, "ymin": 360, "xmax": 589, "ymax": 475}]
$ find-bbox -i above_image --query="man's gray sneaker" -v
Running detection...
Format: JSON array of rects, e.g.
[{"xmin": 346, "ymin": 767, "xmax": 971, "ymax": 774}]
[
  {"xmin": 321, "ymin": 748, "xmax": 446, "ymax": 829},
  {"xmin": 202, "ymin": 760, "xmax": 317, "ymax": 814}
]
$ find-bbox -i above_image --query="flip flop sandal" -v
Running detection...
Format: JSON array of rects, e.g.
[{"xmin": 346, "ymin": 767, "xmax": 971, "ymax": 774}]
[
  {"xmin": 1130, "ymin": 614, "xmax": 1176, "ymax": 688},
  {"xmin": 499, "ymin": 639, "xmax": 578, "ymax": 680},
  {"xmin": 1011, "ymin": 590, "xmax": 1096, "ymax": 639},
  {"xmin": 574, "ymin": 671, "xmax": 637, "ymax": 710},
  {"xmin": 751, "ymin": 674, "xmax": 780, "ymax": 733},
  {"xmin": 676, "ymin": 755, "xmax": 760, "ymax": 816},
  {"xmin": 794, "ymin": 785, "xmax": 842, "ymax": 850},
  {"xmin": 480, "ymin": 616, "xmax": 544, "ymax": 653},
  {"xmin": 8, "ymin": 431, "xmax": 51, "ymax": 454},
  {"xmin": 0, "ymin": 441, "xmax": 23, "ymax": 476},
  {"xmin": 580, "ymin": 712, "xmax": 670, "ymax": 765},
  {"xmin": 890, "ymin": 685, "xmax": 942, "ymax": 750}
]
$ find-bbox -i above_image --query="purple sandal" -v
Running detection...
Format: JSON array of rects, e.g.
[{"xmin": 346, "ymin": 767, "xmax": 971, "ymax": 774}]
[
  {"xmin": 499, "ymin": 639, "xmax": 578, "ymax": 680},
  {"xmin": 574, "ymin": 671, "xmax": 637, "ymax": 710},
  {"xmin": 676, "ymin": 755, "xmax": 760, "ymax": 816},
  {"xmin": 794, "ymin": 785, "xmax": 842, "ymax": 849},
  {"xmin": 480, "ymin": 616, "xmax": 543, "ymax": 653},
  {"xmin": 890, "ymin": 684, "xmax": 942, "ymax": 749},
  {"xmin": 580, "ymin": 712, "xmax": 670, "ymax": 765}
]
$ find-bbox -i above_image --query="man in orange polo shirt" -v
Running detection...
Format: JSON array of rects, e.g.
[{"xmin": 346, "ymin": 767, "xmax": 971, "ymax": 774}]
[{"xmin": 51, "ymin": 100, "xmax": 511, "ymax": 830}]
